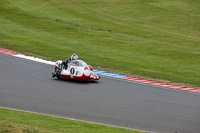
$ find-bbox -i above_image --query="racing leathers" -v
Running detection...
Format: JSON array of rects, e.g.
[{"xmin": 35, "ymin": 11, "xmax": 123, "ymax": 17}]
[
  {"xmin": 62, "ymin": 53, "xmax": 79, "ymax": 69},
  {"xmin": 62, "ymin": 57, "xmax": 71, "ymax": 70}
]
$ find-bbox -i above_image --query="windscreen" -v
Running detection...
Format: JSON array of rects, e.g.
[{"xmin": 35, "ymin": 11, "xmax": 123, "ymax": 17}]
[
  {"xmin": 81, "ymin": 62, "xmax": 88, "ymax": 67},
  {"xmin": 70, "ymin": 60, "xmax": 87, "ymax": 67}
]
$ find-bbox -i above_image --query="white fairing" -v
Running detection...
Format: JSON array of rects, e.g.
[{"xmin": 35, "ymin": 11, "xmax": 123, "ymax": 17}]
[
  {"xmin": 84, "ymin": 70, "xmax": 90, "ymax": 76},
  {"xmin": 61, "ymin": 69, "xmax": 70, "ymax": 75},
  {"xmin": 63, "ymin": 66, "xmax": 85, "ymax": 77},
  {"xmin": 60, "ymin": 60, "xmax": 87, "ymax": 77},
  {"xmin": 75, "ymin": 67, "xmax": 84, "ymax": 76}
]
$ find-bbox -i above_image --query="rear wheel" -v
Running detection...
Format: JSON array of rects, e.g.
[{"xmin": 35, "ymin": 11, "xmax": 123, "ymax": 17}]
[
  {"xmin": 54, "ymin": 66, "xmax": 62, "ymax": 79},
  {"xmin": 57, "ymin": 75, "xmax": 63, "ymax": 80}
]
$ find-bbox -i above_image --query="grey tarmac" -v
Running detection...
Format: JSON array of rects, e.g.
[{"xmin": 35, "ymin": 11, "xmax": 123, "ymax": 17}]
[{"xmin": 0, "ymin": 53, "xmax": 200, "ymax": 133}]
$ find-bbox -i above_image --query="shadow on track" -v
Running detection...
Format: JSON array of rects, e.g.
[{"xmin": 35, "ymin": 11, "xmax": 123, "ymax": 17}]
[{"xmin": 51, "ymin": 78, "xmax": 100, "ymax": 84}]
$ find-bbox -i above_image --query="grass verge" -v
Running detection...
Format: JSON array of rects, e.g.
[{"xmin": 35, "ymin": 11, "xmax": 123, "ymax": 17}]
[{"xmin": 0, "ymin": 108, "xmax": 141, "ymax": 133}]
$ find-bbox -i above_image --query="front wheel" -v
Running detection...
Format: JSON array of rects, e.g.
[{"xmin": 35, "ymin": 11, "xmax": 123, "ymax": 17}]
[
  {"xmin": 56, "ymin": 73, "xmax": 63, "ymax": 79},
  {"xmin": 52, "ymin": 72, "xmax": 56, "ymax": 78},
  {"xmin": 52, "ymin": 66, "xmax": 62, "ymax": 79}
]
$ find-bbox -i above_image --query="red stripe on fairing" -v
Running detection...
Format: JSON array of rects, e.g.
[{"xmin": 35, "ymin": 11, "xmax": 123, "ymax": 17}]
[
  {"xmin": 61, "ymin": 74, "xmax": 99, "ymax": 81},
  {"xmin": 123, "ymin": 77, "xmax": 200, "ymax": 93},
  {"xmin": 0, "ymin": 49, "xmax": 18, "ymax": 55}
]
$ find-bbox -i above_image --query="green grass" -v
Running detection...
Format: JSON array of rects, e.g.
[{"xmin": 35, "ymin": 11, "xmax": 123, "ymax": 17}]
[
  {"xmin": 0, "ymin": 108, "xmax": 141, "ymax": 133},
  {"xmin": 0, "ymin": 0, "xmax": 199, "ymax": 87}
]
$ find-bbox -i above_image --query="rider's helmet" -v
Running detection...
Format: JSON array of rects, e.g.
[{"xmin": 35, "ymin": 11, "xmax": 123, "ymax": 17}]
[{"xmin": 71, "ymin": 53, "xmax": 79, "ymax": 60}]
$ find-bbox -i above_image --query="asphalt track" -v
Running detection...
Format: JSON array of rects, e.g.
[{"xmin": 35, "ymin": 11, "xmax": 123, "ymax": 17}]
[{"xmin": 0, "ymin": 53, "xmax": 200, "ymax": 133}]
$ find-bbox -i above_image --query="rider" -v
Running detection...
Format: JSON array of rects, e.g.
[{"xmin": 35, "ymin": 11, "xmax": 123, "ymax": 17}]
[
  {"xmin": 52, "ymin": 53, "xmax": 79, "ymax": 78},
  {"xmin": 62, "ymin": 53, "xmax": 79, "ymax": 69}
]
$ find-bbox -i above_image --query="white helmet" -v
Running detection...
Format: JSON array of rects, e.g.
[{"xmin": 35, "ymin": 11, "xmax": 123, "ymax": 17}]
[{"xmin": 71, "ymin": 53, "xmax": 79, "ymax": 60}]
